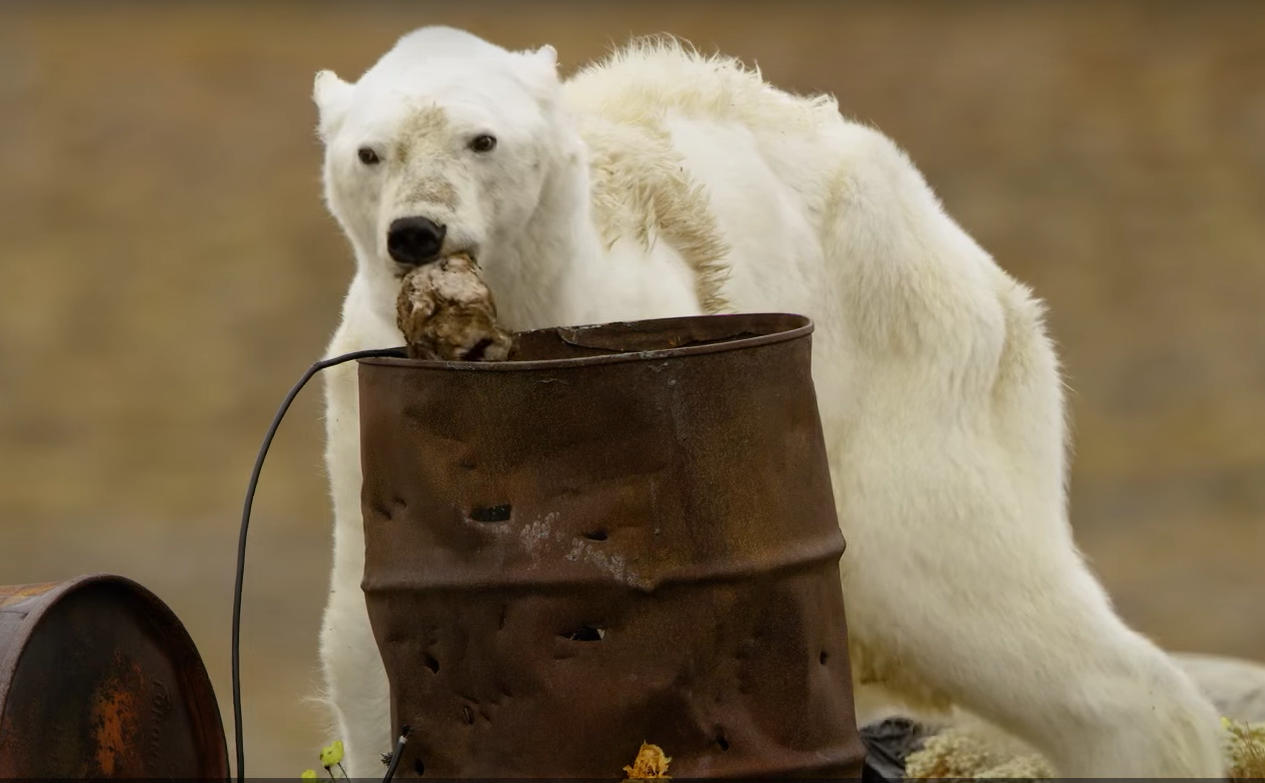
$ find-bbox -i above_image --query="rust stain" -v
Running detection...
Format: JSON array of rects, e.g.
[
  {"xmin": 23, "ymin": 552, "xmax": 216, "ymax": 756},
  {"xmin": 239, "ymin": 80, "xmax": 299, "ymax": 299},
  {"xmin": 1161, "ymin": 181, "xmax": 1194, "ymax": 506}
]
[
  {"xmin": 92, "ymin": 689, "xmax": 130, "ymax": 775},
  {"xmin": 90, "ymin": 658, "xmax": 143, "ymax": 776},
  {"xmin": 0, "ymin": 582, "xmax": 59, "ymax": 609}
]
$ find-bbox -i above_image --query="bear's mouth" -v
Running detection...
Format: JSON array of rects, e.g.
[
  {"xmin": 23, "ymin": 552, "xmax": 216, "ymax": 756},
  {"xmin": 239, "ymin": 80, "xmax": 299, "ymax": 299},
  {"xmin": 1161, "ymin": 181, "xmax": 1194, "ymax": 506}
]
[{"xmin": 392, "ymin": 249, "xmax": 480, "ymax": 279}]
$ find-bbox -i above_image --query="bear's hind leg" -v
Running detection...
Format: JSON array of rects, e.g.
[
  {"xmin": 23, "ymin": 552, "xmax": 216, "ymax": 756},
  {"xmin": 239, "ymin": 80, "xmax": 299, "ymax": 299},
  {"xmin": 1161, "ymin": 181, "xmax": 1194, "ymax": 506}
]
[{"xmin": 846, "ymin": 549, "xmax": 1225, "ymax": 777}]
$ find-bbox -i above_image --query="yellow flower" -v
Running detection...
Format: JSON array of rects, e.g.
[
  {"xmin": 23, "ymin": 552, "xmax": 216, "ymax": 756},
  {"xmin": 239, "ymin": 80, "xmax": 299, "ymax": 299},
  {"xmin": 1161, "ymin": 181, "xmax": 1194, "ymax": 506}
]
[
  {"xmin": 320, "ymin": 740, "xmax": 345, "ymax": 768},
  {"xmin": 301, "ymin": 770, "xmax": 318, "ymax": 780},
  {"xmin": 1222, "ymin": 716, "xmax": 1234, "ymax": 730}
]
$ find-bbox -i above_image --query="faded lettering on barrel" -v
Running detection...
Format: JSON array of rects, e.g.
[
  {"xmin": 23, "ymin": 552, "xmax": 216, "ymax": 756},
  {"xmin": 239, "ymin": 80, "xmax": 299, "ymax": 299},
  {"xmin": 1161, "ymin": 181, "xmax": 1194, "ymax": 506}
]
[{"xmin": 148, "ymin": 679, "xmax": 171, "ymax": 771}]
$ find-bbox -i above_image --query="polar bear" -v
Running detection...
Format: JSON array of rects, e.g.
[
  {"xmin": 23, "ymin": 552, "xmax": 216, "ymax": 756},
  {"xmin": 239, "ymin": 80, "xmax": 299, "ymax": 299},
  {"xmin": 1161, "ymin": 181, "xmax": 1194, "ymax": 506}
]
[{"xmin": 311, "ymin": 26, "xmax": 1224, "ymax": 778}]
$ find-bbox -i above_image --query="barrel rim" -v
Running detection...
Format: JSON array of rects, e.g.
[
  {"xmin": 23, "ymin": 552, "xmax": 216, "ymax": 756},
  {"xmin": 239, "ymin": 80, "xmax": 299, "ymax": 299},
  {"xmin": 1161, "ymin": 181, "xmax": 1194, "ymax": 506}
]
[
  {"xmin": 0, "ymin": 579, "xmax": 80, "ymax": 703},
  {"xmin": 358, "ymin": 311, "xmax": 814, "ymax": 372}
]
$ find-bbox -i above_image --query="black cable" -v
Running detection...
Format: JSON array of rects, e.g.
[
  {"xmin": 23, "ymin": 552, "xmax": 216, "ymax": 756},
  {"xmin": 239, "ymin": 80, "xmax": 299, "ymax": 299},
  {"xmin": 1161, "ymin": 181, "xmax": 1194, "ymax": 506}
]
[
  {"xmin": 232, "ymin": 346, "xmax": 405, "ymax": 783},
  {"xmin": 381, "ymin": 725, "xmax": 411, "ymax": 783}
]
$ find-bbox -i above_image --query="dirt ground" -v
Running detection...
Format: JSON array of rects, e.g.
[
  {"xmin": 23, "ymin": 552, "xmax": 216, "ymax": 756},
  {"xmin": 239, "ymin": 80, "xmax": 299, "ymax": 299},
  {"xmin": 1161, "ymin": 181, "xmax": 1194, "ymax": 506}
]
[{"xmin": 1, "ymin": 0, "xmax": 1263, "ymax": 775}]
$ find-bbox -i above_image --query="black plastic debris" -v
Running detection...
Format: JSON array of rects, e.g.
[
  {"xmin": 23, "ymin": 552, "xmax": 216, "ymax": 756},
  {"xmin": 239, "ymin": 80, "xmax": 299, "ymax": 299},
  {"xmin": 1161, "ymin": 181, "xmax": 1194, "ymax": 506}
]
[{"xmin": 860, "ymin": 717, "xmax": 933, "ymax": 781}]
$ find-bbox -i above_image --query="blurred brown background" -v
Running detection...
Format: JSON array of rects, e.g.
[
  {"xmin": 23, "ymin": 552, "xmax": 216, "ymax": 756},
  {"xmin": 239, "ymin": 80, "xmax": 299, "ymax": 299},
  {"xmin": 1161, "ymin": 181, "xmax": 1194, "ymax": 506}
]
[{"xmin": 2, "ymin": 0, "xmax": 1263, "ymax": 774}]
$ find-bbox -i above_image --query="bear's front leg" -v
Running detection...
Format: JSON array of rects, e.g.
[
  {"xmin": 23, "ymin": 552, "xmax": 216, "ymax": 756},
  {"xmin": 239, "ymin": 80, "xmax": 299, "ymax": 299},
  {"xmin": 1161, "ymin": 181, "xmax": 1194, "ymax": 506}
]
[
  {"xmin": 318, "ymin": 283, "xmax": 400, "ymax": 776},
  {"xmin": 319, "ymin": 576, "xmax": 393, "ymax": 778}
]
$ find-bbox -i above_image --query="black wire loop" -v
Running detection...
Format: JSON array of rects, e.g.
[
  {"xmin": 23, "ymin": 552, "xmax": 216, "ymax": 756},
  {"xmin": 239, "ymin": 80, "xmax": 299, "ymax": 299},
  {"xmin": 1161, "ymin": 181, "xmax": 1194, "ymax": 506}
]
[{"xmin": 232, "ymin": 347, "xmax": 406, "ymax": 783}]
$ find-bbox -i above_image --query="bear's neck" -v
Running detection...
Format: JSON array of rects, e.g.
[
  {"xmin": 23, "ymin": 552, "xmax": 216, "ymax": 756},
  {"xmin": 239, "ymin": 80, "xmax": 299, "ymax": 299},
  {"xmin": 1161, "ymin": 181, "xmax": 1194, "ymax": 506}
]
[{"xmin": 485, "ymin": 135, "xmax": 613, "ymax": 332}]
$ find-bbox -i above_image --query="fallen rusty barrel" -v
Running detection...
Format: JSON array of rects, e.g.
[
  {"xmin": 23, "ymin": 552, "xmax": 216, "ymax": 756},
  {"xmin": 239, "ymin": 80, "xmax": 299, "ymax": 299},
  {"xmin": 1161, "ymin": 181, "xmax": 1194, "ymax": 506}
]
[
  {"xmin": 357, "ymin": 312, "xmax": 867, "ymax": 779},
  {"xmin": 0, "ymin": 574, "xmax": 229, "ymax": 778}
]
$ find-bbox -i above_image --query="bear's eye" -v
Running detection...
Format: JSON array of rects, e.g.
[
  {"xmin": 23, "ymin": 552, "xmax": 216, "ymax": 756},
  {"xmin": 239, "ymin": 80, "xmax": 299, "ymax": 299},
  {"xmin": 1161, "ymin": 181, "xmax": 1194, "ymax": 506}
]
[
  {"xmin": 357, "ymin": 147, "xmax": 381, "ymax": 165},
  {"xmin": 469, "ymin": 135, "xmax": 497, "ymax": 153}
]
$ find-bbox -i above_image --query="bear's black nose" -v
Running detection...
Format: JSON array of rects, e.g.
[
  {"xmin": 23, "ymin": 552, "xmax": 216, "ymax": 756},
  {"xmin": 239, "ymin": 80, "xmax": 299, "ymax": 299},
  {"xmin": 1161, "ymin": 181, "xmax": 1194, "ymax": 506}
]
[{"xmin": 387, "ymin": 217, "xmax": 447, "ymax": 266}]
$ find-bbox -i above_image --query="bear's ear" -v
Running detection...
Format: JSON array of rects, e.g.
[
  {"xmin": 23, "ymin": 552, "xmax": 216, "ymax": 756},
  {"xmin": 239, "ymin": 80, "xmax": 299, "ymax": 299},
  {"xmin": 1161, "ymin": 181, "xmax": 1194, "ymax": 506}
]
[
  {"xmin": 313, "ymin": 69, "xmax": 352, "ymax": 110},
  {"xmin": 531, "ymin": 44, "xmax": 558, "ymax": 74},
  {"xmin": 516, "ymin": 44, "xmax": 560, "ymax": 102},
  {"xmin": 313, "ymin": 69, "xmax": 353, "ymax": 141},
  {"xmin": 518, "ymin": 44, "xmax": 559, "ymax": 83}
]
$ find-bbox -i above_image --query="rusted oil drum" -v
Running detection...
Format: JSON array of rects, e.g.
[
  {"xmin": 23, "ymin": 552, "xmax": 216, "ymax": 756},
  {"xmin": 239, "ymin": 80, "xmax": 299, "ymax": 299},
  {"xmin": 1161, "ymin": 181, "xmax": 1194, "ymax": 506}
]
[
  {"xmin": 357, "ymin": 313, "xmax": 867, "ymax": 779},
  {"xmin": 0, "ymin": 574, "xmax": 229, "ymax": 778}
]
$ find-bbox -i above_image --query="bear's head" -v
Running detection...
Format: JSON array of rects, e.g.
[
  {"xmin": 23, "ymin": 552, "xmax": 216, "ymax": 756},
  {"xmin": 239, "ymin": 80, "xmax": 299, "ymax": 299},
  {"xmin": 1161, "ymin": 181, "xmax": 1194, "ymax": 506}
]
[{"xmin": 313, "ymin": 27, "xmax": 570, "ymax": 285}]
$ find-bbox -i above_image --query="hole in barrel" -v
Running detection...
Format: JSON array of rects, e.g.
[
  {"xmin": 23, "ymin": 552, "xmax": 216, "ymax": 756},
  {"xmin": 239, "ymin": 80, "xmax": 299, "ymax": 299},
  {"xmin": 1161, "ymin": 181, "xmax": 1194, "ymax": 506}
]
[
  {"xmin": 423, "ymin": 653, "xmax": 439, "ymax": 674},
  {"xmin": 820, "ymin": 650, "xmax": 830, "ymax": 665},
  {"xmin": 469, "ymin": 504, "xmax": 512, "ymax": 523},
  {"xmin": 716, "ymin": 733, "xmax": 730, "ymax": 751},
  {"xmin": 413, "ymin": 758, "xmax": 425, "ymax": 776},
  {"xmin": 583, "ymin": 530, "xmax": 608, "ymax": 541},
  {"xmin": 562, "ymin": 625, "xmax": 605, "ymax": 642}
]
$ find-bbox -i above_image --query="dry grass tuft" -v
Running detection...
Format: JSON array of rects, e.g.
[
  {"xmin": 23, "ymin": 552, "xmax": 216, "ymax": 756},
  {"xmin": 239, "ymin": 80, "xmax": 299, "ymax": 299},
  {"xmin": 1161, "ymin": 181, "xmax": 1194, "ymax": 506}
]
[
  {"xmin": 904, "ymin": 717, "xmax": 1265, "ymax": 781},
  {"xmin": 1225, "ymin": 718, "xmax": 1265, "ymax": 782}
]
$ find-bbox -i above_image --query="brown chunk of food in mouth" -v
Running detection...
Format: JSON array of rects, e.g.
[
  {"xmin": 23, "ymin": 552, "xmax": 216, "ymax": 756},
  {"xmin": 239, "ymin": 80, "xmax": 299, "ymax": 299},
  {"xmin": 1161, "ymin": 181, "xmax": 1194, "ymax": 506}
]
[{"xmin": 395, "ymin": 253, "xmax": 515, "ymax": 361}]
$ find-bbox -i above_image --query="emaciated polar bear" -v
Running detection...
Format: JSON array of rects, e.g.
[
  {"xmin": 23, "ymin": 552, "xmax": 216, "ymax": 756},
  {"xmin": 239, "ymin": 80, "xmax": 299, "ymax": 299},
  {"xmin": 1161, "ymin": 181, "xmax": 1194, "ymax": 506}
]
[{"xmin": 312, "ymin": 26, "xmax": 1224, "ymax": 778}]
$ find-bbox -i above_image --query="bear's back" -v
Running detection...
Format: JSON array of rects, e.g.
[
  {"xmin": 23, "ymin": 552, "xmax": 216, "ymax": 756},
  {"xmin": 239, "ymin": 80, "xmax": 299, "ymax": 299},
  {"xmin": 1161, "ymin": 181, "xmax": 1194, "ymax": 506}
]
[{"xmin": 563, "ymin": 37, "xmax": 840, "ymax": 139}]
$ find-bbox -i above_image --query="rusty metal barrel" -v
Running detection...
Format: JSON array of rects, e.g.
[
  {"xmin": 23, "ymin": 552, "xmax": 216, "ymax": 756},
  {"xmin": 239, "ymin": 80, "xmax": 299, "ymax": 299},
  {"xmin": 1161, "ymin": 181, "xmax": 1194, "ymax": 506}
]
[
  {"xmin": 0, "ymin": 574, "xmax": 229, "ymax": 778},
  {"xmin": 357, "ymin": 313, "xmax": 867, "ymax": 779}
]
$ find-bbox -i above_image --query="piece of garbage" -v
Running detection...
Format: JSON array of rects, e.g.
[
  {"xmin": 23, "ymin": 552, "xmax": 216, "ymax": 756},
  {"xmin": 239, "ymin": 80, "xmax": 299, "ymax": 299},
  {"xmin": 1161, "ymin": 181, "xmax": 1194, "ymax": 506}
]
[
  {"xmin": 622, "ymin": 741, "xmax": 672, "ymax": 780},
  {"xmin": 395, "ymin": 252, "xmax": 514, "ymax": 361}
]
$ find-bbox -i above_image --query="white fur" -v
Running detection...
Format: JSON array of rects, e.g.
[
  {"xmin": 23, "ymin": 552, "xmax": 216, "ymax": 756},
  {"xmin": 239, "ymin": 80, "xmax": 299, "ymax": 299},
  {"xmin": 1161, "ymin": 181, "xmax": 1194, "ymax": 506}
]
[{"xmin": 313, "ymin": 27, "xmax": 1224, "ymax": 778}]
